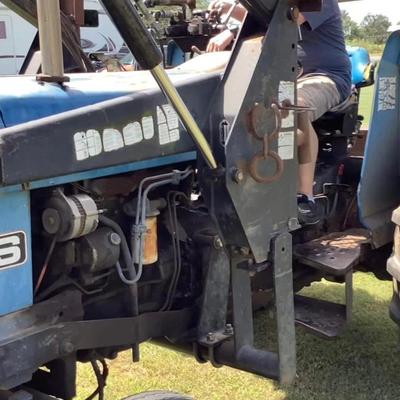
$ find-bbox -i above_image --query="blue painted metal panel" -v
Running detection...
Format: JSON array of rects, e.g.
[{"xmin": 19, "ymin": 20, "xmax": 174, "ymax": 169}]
[
  {"xmin": 0, "ymin": 151, "xmax": 197, "ymax": 195},
  {"xmin": 167, "ymin": 41, "xmax": 185, "ymax": 67},
  {"xmin": 28, "ymin": 151, "xmax": 197, "ymax": 190},
  {"xmin": 358, "ymin": 31, "xmax": 400, "ymax": 247},
  {"xmin": 0, "ymin": 77, "xmax": 129, "ymax": 127},
  {"xmin": 0, "ymin": 71, "xmax": 205, "ymax": 128},
  {"xmin": 0, "ymin": 190, "xmax": 32, "ymax": 316}
]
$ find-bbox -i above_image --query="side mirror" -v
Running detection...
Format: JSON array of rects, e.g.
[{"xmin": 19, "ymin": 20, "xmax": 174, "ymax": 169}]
[{"xmin": 84, "ymin": 9, "xmax": 99, "ymax": 27}]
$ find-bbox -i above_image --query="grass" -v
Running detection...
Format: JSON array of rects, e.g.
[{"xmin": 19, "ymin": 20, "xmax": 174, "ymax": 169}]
[
  {"xmin": 359, "ymin": 84, "xmax": 374, "ymax": 128},
  {"xmin": 346, "ymin": 40, "xmax": 385, "ymax": 58},
  {"xmin": 76, "ymin": 272, "xmax": 400, "ymax": 399}
]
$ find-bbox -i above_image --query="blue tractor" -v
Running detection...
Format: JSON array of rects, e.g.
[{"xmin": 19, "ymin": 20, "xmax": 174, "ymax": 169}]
[{"xmin": 0, "ymin": 0, "xmax": 399, "ymax": 399}]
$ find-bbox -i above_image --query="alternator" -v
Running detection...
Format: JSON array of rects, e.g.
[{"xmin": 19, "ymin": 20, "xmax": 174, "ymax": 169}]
[{"xmin": 42, "ymin": 190, "xmax": 99, "ymax": 242}]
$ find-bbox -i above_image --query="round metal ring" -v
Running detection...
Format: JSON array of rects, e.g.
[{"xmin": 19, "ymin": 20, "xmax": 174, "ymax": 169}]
[
  {"xmin": 249, "ymin": 151, "xmax": 284, "ymax": 184},
  {"xmin": 247, "ymin": 103, "xmax": 282, "ymax": 142}
]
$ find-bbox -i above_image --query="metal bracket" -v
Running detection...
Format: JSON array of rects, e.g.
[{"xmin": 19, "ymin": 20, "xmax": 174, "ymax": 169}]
[
  {"xmin": 197, "ymin": 327, "xmax": 234, "ymax": 368},
  {"xmin": 272, "ymin": 233, "xmax": 296, "ymax": 385}
]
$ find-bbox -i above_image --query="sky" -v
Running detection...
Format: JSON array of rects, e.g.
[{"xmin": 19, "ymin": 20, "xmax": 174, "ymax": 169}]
[{"xmin": 339, "ymin": 0, "xmax": 400, "ymax": 26}]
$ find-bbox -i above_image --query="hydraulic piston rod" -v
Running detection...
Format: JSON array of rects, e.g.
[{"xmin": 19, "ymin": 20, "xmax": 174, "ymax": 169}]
[
  {"xmin": 100, "ymin": 0, "xmax": 217, "ymax": 170},
  {"xmin": 36, "ymin": 0, "xmax": 65, "ymax": 80}
]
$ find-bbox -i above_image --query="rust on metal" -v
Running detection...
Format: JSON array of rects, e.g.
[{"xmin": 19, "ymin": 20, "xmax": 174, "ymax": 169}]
[
  {"xmin": 247, "ymin": 103, "xmax": 284, "ymax": 184},
  {"xmin": 249, "ymin": 150, "xmax": 284, "ymax": 184},
  {"xmin": 36, "ymin": 74, "xmax": 70, "ymax": 83},
  {"xmin": 60, "ymin": 0, "xmax": 84, "ymax": 27}
]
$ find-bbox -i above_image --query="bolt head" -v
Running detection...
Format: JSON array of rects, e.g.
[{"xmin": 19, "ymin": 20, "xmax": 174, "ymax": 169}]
[
  {"xmin": 288, "ymin": 217, "xmax": 300, "ymax": 231},
  {"xmin": 206, "ymin": 332, "xmax": 215, "ymax": 342},
  {"xmin": 232, "ymin": 168, "xmax": 244, "ymax": 184},
  {"xmin": 240, "ymin": 247, "xmax": 250, "ymax": 256},
  {"xmin": 109, "ymin": 232, "xmax": 121, "ymax": 246},
  {"xmin": 224, "ymin": 324, "xmax": 234, "ymax": 335},
  {"xmin": 61, "ymin": 341, "xmax": 74, "ymax": 355},
  {"xmin": 214, "ymin": 237, "xmax": 224, "ymax": 249}
]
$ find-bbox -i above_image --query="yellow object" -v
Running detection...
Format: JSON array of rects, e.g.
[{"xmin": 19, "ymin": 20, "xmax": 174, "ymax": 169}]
[
  {"xmin": 151, "ymin": 64, "xmax": 217, "ymax": 169},
  {"xmin": 143, "ymin": 216, "xmax": 158, "ymax": 265}
]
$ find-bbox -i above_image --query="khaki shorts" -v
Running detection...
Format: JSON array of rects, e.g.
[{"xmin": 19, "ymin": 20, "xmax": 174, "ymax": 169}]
[{"xmin": 297, "ymin": 75, "xmax": 341, "ymax": 121}]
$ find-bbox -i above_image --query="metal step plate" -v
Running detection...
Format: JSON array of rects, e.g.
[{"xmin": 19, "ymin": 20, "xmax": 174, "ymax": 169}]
[
  {"xmin": 294, "ymin": 229, "xmax": 369, "ymax": 275},
  {"xmin": 294, "ymin": 295, "xmax": 347, "ymax": 339}
]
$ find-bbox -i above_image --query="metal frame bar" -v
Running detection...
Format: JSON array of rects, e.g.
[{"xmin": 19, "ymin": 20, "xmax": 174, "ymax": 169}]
[
  {"xmin": 345, "ymin": 270, "xmax": 353, "ymax": 323},
  {"xmin": 36, "ymin": 0, "xmax": 65, "ymax": 79},
  {"xmin": 273, "ymin": 233, "xmax": 296, "ymax": 384}
]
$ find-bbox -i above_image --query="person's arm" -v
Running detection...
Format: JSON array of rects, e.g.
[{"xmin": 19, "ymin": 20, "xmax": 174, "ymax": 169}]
[
  {"xmin": 208, "ymin": 0, "xmax": 246, "ymax": 22},
  {"xmin": 206, "ymin": 1, "xmax": 245, "ymax": 52},
  {"xmin": 206, "ymin": 29, "xmax": 235, "ymax": 52},
  {"xmin": 297, "ymin": 13, "xmax": 306, "ymax": 25}
]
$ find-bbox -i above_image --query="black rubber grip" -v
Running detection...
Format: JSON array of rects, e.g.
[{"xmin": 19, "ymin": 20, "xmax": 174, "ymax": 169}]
[{"xmin": 100, "ymin": 0, "xmax": 162, "ymax": 70}]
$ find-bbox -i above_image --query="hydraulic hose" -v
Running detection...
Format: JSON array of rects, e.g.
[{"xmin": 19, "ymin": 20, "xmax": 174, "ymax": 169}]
[{"xmin": 99, "ymin": 215, "xmax": 139, "ymax": 317}]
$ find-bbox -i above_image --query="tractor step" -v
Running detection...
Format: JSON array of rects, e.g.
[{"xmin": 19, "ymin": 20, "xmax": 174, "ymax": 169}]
[
  {"xmin": 293, "ymin": 230, "xmax": 369, "ymax": 338},
  {"xmin": 294, "ymin": 295, "xmax": 348, "ymax": 339},
  {"xmin": 294, "ymin": 229, "xmax": 369, "ymax": 275}
]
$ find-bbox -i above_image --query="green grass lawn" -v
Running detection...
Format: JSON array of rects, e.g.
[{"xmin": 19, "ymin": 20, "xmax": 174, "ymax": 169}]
[
  {"xmin": 76, "ymin": 272, "xmax": 400, "ymax": 400},
  {"xmin": 359, "ymin": 84, "xmax": 375, "ymax": 128}
]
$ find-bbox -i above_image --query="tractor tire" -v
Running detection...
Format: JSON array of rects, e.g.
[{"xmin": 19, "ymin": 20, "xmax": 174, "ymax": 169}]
[{"xmin": 123, "ymin": 391, "xmax": 193, "ymax": 400}]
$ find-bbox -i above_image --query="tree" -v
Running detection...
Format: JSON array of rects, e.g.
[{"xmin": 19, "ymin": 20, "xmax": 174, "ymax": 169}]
[
  {"xmin": 196, "ymin": 0, "xmax": 209, "ymax": 8},
  {"xmin": 360, "ymin": 14, "xmax": 391, "ymax": 44},
  {"xmin": 341, "ymin": 10, "xmax": 361, "ymax": 40}
]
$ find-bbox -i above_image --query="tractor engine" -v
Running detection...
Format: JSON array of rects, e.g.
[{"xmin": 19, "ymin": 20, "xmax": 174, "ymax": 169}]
[{"xmin": 31, "ymin": 167, "xmax": 210, "ymax": 328}]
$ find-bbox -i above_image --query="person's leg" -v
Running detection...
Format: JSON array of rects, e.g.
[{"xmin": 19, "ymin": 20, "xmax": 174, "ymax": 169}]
[
  {"xmin": 297, "ymin": 108, "xmax": 319, "ymax": 198},
  {"xmin": 296, "ymin": 75, "xmax": 342, "ymax": 224}
]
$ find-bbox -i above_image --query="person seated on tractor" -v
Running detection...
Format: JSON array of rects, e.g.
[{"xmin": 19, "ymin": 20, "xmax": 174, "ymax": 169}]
[{"xmin": 207, "ymin": 0, "xmax": 351, "ymax": 226}]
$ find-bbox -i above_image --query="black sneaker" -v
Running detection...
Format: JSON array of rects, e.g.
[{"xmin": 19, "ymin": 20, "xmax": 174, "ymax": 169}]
[{"xmin": 297, "ymin": 194, "xmax": 320, "ymax": 226}]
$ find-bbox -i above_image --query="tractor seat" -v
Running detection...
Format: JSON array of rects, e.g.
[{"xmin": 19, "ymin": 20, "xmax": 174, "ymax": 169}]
[
  {"xmin": 329, "ymin": 90, "xmax": 357, "ymax": 114},
  {"xmin": 327, "ymin": 47, "xmax": 375, "ymax": 115},
  {"xmin": 322, "ymin": 46, "xmax": 375, "ymax": 116},
  {"xmin": 348, "ymin": 46, "xmax": 375, "ymax": 90}
]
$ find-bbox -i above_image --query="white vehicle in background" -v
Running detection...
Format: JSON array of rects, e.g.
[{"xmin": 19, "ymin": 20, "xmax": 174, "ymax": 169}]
[
  {"xmin": 0, "ymin": 2, "xmax": 36, "ymax": 75},
  {"xmin": 80, "ymin": 0, "xmax": 125, "ymax": 57},
  {"xmin": 0, "ymin": 0, "xmax": 125, "ymax": 75}
]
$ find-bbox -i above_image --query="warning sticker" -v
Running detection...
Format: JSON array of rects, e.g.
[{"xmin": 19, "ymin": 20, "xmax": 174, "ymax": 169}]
[
  {"xmin": 163, "ymin": 104, "xmax": 179, "ymax": 130},
  {"xmin": 103, "ymin": 128, "xmax": 124, "ymax": 152},
  {"xmin": 279, "ymin": 81, "xmax": 295, "ymax": 103},
  {"xmin": 157, "ymin": 104, "xmax": 180, "ymax": 145},
  {"xmin": 74, "ymin": 131, "xmax": 89, "ymax": 161},
  {"xmin": 278, "ymin": 131, "xmax": 294, "ymax": 160},
  {"xmin": 378, "ymin": 77, "xmax": 396, "ymax": 111},
  {"xmin": 169, "ymin": 129, "xmax": 180, "ymax": 142},
  {"xmin": 73, "ymin": 106, "xmax": 179, "ymax": 161},
  {"xmin": 123, "ymin": 122, "xmax": 143, "ymax": 145},
  {"xmin": 142, "ymin": 116, "xmax": 155, "ymax": 139},
  {"xmin": 157, "ymin": 106, "xmax": 167, "ymax": 124},
  {"xmin": 278, "ymin": 81, "xmax": 295, "ymax": 129},
  {"xmin": 158, "ymin": 123, "xmax": 170, "ymax": 145},
  {"xmin": 86, "ymin": 129, "xmax": 102, "ymax": 157}
]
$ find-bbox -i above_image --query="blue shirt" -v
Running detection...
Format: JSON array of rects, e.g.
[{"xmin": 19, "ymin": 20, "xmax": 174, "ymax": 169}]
[{"xmin": 298, "ymin": 0, "xmax": 352, "ymax": 101}]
